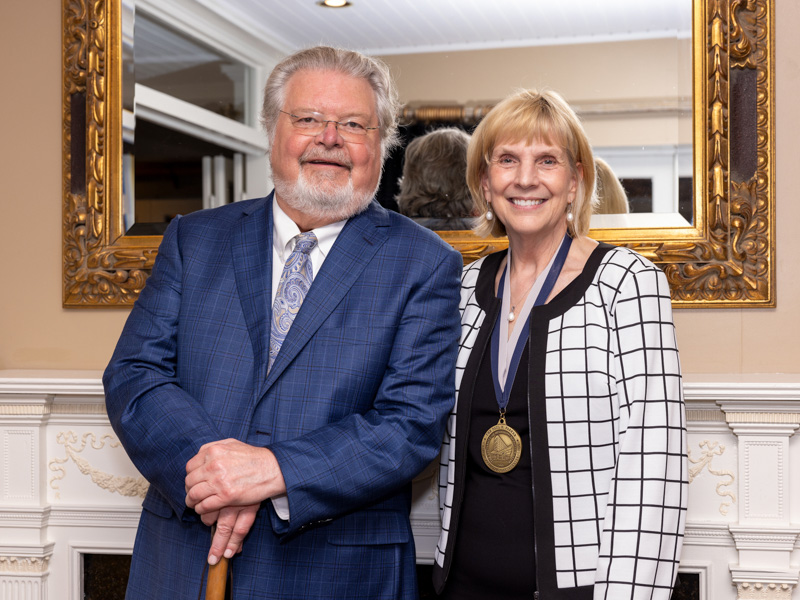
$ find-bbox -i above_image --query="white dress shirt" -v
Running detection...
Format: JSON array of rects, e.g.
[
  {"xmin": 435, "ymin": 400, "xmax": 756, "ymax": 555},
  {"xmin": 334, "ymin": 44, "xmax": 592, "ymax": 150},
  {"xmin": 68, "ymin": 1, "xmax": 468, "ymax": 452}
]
[{"xmin": 269, "ymin": 196, "xmax": 347, "ymax": 520}]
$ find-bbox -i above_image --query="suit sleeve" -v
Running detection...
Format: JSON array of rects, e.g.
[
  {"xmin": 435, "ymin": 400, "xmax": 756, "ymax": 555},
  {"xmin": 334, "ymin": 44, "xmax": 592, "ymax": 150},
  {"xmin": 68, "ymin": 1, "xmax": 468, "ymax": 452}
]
[
  {"xmin": 593, "ymin": 265, "xmax": 688, "ymax": 599},
  {"xmin": 103, "ymin": 216, "xmax": 223, "ymax": 518},
  {"xmin": 268, "ymin": 245, "xmax": 463, "ymax": 534}
]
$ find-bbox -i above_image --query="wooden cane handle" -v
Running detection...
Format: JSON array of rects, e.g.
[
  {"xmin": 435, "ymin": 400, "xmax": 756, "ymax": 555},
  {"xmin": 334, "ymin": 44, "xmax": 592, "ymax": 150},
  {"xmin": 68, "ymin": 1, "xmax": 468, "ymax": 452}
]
[{"xmin": 205, "ymin": 557, "xmax": 229, "ymax": 600}]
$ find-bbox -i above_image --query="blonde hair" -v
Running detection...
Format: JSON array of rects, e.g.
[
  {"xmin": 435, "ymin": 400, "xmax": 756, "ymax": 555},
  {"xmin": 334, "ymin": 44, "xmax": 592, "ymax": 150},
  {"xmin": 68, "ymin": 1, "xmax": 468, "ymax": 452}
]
[
  {"xmin": 466, "ymin": 89, "xmax": 596, "ymax": 237},
  {"xmin": 594, "ymin": 157, "xmax": 630, "ymax": 214}
]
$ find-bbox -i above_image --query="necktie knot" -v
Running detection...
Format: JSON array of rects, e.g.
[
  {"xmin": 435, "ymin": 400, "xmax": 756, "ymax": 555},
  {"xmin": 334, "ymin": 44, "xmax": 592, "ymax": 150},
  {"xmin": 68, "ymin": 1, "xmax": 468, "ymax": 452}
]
[{"xmin": 294, "ymin": 232, "xmax": 317, "ymax": 255}]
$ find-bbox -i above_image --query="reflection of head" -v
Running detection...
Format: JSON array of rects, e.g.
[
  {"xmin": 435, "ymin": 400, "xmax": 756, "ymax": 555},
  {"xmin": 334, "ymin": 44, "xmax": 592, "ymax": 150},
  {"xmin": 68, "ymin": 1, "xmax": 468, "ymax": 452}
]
[
  {"xmin": 594, "ymin": 158, "xmax": 629, "ymax": 214},
  {"xmin": 396, "ymin": 128, "xmax": 472, "ymax": 219},
  {"xmin": 260, "ymin": 46, "xmax": 401, "ymax": 160},
  {"xmin": 467, "ymin": 89, "xmax": 596, "ymax": 238}
]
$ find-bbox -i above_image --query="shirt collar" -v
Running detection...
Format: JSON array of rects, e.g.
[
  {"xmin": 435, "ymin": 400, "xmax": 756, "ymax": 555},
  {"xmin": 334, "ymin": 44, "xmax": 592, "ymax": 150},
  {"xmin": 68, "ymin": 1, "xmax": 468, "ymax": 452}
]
[{"xmin": 272, "ymin": 196, "xmax": 347, "ymax": 262}]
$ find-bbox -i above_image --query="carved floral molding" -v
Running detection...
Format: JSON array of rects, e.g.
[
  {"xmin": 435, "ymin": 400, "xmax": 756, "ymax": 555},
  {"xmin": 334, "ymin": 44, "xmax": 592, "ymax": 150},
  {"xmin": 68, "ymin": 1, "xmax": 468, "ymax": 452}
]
[
  {"xmin": 736, "ymin": 582, "xmax": 794, "ymax": 599},
  {"xmin": 48, "ymin": 431, "xmax": 148, "ymax": 499},
  {"xmin": 688, "ymin": 440, "xmax": 736, "ymax": 515},
  {"xmin": 0, "ymin": 556, "xmax": 51, "ymax": 574}
]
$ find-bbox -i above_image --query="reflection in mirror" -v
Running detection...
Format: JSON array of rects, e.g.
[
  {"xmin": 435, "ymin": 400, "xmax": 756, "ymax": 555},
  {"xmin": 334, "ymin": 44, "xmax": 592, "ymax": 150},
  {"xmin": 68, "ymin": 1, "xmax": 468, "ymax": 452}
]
[
  {"xmin": 122, "ymin": 0, "xmax": 692, "ymax": 231},
  {"xmin": 380, "ymin": 124, "xmax": 694, "ymax": 231},
  {"xmin": 122, "ymin": 4, "xmax": 267, "ymax": 234},
  {"xmin": 378, "ymin": 37, "xmax": 693, "ymax": 227},
  {"xmin": 393, "ymin": 126, "xmax": 474, "ymax": 232}
]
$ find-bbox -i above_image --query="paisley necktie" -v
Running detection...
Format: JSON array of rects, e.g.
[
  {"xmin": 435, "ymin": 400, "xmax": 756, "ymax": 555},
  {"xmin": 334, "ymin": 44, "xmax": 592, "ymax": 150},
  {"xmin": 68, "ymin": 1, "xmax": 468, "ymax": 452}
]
[{"xmin": 269, "ymin": 232, "xmax": 317, "ymax": 371}]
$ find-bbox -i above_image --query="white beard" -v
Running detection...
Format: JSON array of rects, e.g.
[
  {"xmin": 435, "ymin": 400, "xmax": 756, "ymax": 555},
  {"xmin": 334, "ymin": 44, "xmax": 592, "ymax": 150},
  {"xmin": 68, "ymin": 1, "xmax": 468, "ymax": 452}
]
[{"xmin": 272, "ymin": 160, "xmax": 377, "ymax": 225}]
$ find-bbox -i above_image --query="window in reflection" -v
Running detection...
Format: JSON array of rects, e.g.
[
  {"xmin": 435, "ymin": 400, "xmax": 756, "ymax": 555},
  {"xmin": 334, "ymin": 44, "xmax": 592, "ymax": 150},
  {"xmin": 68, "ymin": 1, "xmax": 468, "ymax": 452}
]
[
  {"xmin": 134, "ymin": 12, "xmax": 250, "ymax": 123},
  {"xmin": 122, "ymin": 6, "xmax": 268, "ymax": 235},
  {"xmin": 596, "ymin": 145, "xmax": 692, "ymax": 221}
]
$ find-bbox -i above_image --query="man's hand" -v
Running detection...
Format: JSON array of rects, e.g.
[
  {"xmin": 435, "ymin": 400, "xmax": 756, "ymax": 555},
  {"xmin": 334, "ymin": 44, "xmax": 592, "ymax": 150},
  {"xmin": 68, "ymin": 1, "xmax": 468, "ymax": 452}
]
[
  {"xmin": 185, "ymin": 438, "xmax": 287, "ymax": 563},
  {"xmin": 185, "ymin": 438, "xmax": 287, "ymax": 513},
  {"xmin": 204, "ymin": 504, "xmax": 260, "ymax": 565}
]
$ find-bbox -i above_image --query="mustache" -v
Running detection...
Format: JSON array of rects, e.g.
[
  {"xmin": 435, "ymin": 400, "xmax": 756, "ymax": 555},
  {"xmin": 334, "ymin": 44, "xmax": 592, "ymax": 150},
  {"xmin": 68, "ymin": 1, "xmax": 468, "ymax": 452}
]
[{"xmin": 299, "ymin": 148, "xmax": 353, "ymax": 169}]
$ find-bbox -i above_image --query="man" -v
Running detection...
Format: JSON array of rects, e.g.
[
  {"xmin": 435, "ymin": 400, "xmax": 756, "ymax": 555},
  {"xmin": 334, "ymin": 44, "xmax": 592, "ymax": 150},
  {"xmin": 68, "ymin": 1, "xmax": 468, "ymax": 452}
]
[{"xmin": 104, "ymin": 46, "xmax": 462, "ymax": 599}]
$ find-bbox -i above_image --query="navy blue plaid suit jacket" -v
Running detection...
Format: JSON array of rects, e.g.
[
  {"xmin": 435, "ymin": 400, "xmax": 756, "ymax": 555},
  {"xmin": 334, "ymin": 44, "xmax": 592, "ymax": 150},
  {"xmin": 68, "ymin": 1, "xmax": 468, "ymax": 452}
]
[{"xmin": 104, "ymin": 194, "xmax": 462, "ymax": 599}]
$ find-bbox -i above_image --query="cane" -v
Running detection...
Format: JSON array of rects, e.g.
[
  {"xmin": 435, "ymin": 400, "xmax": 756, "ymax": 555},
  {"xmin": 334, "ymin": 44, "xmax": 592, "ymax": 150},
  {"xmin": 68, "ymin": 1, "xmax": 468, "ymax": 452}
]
[{"xmin": 205, "ymin": 525, "xmax": 229, "ymax": 600}]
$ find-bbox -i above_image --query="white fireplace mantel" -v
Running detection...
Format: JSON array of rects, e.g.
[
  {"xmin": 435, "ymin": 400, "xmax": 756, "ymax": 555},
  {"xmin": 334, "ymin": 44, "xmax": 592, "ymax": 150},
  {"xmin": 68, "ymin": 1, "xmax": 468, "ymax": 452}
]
[{"xmin": 2, "ymin": 370, "xmax": 800, "ymax": 599}]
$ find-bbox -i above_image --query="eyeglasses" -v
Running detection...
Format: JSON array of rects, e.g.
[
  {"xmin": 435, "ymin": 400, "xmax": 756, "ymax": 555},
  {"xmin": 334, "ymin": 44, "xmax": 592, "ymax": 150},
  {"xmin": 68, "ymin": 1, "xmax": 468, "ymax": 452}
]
[{"xmin": 280, "ymin": 110, "xmax": 378, "ymax": 142}]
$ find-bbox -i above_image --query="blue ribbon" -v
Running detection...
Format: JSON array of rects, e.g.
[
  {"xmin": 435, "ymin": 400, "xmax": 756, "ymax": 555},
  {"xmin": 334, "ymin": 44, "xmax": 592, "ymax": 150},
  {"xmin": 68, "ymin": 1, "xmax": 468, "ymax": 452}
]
[{"xmin": 490, "ymin": 233, "xmax": 573, "ymax": 412}]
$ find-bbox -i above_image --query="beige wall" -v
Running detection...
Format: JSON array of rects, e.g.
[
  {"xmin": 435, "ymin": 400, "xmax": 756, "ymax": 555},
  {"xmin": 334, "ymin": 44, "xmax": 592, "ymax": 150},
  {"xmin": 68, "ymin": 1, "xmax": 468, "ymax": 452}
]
[
  {"xmin": 0, "ymin": 2, "xmax": 797, "ymax": 374},
  {"xmin": 380, "ymin": 39, "xmax": 693, "ymax": 147},
  {"xmin": 381, "ymin": 39, "xmax": 690, "ymax": 105}
]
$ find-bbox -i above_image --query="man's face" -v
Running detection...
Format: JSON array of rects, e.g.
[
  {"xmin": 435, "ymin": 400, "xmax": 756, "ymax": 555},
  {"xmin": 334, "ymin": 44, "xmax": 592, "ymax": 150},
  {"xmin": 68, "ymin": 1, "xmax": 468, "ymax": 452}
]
[{"xmin": 270, "ymin": 69, "xmax": 383, "ymax": 230}]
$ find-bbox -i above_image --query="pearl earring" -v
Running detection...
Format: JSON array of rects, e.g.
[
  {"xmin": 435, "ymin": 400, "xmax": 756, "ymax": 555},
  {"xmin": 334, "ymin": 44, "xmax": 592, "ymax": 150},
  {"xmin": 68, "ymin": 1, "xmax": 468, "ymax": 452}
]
[
  {"xmin": 485, "ymin": 209, "xmax": 494, "ymax": 221},
  {"xmin": 566, "ymin": 205, "xmax": 574, "ymax": 223}
]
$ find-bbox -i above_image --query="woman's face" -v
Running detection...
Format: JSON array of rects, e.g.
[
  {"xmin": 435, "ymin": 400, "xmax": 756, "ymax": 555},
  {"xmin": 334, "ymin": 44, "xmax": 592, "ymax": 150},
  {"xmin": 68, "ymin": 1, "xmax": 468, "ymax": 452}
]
[{"xmin": 482, "ymin": 137, "xmax": 580, "ymax": 243}]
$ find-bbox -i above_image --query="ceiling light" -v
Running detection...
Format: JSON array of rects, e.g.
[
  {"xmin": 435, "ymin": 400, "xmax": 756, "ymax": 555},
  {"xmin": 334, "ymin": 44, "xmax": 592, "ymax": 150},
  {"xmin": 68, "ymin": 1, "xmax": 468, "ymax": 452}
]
[{"xmin": 318, "ymin": 0, "xmax": 351, "ymax": 7}]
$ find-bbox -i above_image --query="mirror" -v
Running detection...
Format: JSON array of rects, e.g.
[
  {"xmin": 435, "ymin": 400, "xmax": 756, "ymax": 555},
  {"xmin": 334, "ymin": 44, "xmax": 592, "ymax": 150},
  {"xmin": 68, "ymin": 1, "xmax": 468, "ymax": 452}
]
[{"xmin": 62, "ymin": 0, "xmax": 775, "ymax": 308}]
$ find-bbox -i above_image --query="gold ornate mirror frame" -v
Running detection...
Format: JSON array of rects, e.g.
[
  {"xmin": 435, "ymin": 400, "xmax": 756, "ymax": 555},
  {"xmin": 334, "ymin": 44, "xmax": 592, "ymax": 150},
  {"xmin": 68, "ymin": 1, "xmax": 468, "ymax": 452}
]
[{"xmin": 62, "ymin": 0, "xmax": 775, "ymax": 308}]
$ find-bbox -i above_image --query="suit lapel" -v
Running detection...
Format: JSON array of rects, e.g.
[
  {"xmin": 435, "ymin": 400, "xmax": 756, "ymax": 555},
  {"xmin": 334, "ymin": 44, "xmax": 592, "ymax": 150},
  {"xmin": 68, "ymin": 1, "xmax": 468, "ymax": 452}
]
[
  {"xmin": 263, "ymin": 202, "xmax": 390, "ymax": 390},
  {"xmin": 231, "ymin": 194, "xmax": 274, "ymax": 397}
]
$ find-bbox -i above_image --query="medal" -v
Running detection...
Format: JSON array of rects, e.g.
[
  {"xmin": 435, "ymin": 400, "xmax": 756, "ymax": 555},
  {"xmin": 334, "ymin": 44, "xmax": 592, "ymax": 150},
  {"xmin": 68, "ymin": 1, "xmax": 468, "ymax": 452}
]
[
  {"xmin": 481, "ymin": 411, "xmax": 522, "ymax": 473},
  {"xmin": 484, "ymin": 233, "xmax": 573, "ymax": 474}
]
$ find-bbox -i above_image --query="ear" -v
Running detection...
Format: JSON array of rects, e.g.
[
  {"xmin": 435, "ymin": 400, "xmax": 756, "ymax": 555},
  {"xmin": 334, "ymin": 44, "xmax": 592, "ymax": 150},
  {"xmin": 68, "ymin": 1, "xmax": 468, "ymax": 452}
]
[
  {"xmin": 569, "ymin": 162, "xmax": 583, "ymax": 199},
  {"xmin": 481, "ymin": 172, "xmax": 491, "ymax": 203}
]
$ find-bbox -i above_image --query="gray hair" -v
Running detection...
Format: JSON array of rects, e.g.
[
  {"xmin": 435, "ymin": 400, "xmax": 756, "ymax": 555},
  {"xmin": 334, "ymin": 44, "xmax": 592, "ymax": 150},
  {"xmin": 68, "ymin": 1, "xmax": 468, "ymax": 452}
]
[{"xmin": 260, "ymin": 46, "xmax": 401, "ymax": 159}]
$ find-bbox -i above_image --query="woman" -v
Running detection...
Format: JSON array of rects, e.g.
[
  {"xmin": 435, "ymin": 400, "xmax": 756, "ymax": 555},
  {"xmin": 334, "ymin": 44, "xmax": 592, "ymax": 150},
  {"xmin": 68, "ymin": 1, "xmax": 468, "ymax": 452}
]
[{"xmin": 433, "ymin": 89, "xmax": 687, "ymax": 599}]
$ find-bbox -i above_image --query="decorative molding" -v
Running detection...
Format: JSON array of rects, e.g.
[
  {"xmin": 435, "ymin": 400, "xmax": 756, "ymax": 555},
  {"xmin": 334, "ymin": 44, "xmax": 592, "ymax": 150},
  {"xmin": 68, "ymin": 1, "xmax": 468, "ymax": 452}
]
[
  {"xmin": 727, "ymin": 423, "xmax": 800, "ymax": 438},
  {"xmin": 0, "ymin": 543, "xmax": 55, "ymax": 588},
  {"xmin": 686, "ymin": 381, "xmax": 800, "ymax": 403},
  {"xmin": 684, "ymin": 522, "xmax": 735, "ymax": 546},
  {"xmin": 2, "ymin": 430, "xmax": 36, "ymax": 502},
  {"xmin": 48, "ymin": 431, "xmax": 148, "ymax": 500},
  {"xmin": 688, "ymin": 440, "xmax": 736, "ymax": 515},
  {"xmin": 0, "ymin": 577, "xmax": 47, "ymax": 600},
  {"xmin": 729, "ymin": 526, "xmax": 800, "ymax": 552},
  {"xmin": 742, "ymin": 440, "xmax": 783, "ymax": 520},
  {"xmin": 0, "ymin": 507, "xmax": 51, "ymax": 529},
  {"xmin": 0, "ymin": 374, "xmax": 108, "ymax": 426},
  {"xmin": 49, "ymin": 404, "xmax": 106, "ymax": 415},
  {"xmin": 401, "ymin": 98, "xmax": 692, "ymax": 125},
  {"xmin": 0, "ymin": 405, "xmax": 51, "ymax": 416},
  {"xmin": 0, "ymin": 373, "xmax": 105, "ymax": 397},
  {"xmin": 735, "ymin": 582, "xmax": 794, "ymax": 599},
  {"xmin": 727, "ymin": 413, "xmax": 800, "ymax": 425},
  {"xmin": 687, "ymin": 406, "xmax": 727, "ymax": 423},
  {"xmin": 49, "ymin": 505, "xmax": 142, "ymax": 528},
  {"xmin": 0, "ymin": 556, "xmax": 50, "ymax": 574},
  {"xmin": 731, "ymin": 564, "xmax": 799, "ymax": 599}
]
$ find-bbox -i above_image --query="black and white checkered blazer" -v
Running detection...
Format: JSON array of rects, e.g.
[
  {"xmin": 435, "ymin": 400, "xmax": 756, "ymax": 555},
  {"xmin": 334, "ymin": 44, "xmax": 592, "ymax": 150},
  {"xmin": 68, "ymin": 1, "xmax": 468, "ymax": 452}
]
[{"xmin": 434, "ymin": 243, "xmax": 688, "ymax": 599}]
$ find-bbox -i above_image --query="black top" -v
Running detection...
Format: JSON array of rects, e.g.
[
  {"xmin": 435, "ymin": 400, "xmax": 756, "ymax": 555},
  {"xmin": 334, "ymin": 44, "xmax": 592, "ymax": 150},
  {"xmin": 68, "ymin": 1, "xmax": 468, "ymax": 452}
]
[{"xmin": 441, "ymin": 331, "xmax": 536, "ymax": 599}]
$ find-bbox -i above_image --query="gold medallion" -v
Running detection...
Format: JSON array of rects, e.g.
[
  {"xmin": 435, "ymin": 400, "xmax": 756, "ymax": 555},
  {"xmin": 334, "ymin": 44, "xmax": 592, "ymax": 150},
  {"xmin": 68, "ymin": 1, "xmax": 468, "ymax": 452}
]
[{"xmin": 481, "ymin": 416, "xmax": 522, "ymax": 473}]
